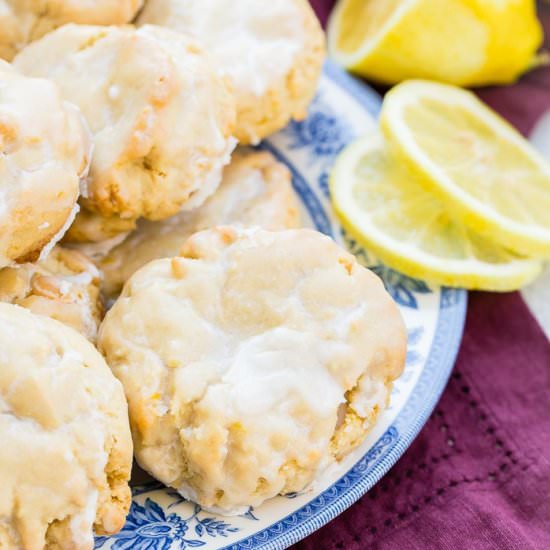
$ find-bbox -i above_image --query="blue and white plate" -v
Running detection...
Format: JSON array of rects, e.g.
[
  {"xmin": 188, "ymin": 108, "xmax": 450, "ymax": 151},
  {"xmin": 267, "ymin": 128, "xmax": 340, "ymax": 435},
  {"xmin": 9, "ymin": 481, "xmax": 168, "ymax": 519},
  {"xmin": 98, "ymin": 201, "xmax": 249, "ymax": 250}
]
[{"xmin": 95, "ymin": 63, "xmax": 467, "ymax": 550}]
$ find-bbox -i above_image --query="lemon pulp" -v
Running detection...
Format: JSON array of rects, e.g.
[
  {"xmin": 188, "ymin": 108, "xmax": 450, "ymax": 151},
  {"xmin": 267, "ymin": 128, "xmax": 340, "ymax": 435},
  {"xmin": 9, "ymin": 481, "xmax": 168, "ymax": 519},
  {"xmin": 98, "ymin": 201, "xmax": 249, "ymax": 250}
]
[
  {"xmin": 335, "ymin": 0, "xmax": 403, "ymax": 54},
  {"xmin": 330, "ymin": 132, "xmax": 542, "ymax": 291},
  {"xmin": 381, "ymin": 80, "xmax": 550, "ymax": 257},
  {"xmin": 328, "ymin": 0, "xmax": 543, "ymax": 86}
]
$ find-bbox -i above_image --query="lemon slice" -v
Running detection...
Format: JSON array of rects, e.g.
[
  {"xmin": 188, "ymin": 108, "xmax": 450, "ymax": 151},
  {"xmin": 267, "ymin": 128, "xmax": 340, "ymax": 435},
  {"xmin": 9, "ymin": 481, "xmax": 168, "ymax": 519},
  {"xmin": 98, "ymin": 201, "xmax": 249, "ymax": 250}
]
[
  {"xmin": 330, "ymin": 132, "xmax": 542, "ymax": 291},
  {"xmin": 380, "ymin": 80, "xmax": 550, "ymax": 258},
  {"xmin": 327, "ymin": 0, "xmax": 543, "ymax": 87}
]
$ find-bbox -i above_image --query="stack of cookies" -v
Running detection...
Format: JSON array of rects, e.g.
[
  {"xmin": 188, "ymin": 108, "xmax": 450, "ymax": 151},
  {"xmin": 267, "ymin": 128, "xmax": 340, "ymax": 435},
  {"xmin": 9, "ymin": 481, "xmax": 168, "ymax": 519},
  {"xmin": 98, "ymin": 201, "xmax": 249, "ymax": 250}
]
[{"xmin": 0, "ymin": 2, "xmax": 407, "ymax": 548}]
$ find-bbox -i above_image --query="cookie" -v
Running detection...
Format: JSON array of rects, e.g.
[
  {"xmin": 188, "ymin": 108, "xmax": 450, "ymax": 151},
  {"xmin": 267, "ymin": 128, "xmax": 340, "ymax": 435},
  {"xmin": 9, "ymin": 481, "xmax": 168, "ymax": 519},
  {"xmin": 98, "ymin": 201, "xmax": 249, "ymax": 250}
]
[
  {"xmin": 14, "ymin": 24, "xmax": 236, "ymax": 222},
  {"xmin": 138, "ymin": 0, "xmax": 325, "ymax": 144},
  {"xmin": 0, "ymin": 246, "xmax": 104, "ymax": 342},
  {"xmin": 65, "ymin": 234, "xmax": 134, "ymax": 265},
  {"xmin": 0, "ymin": 0, "xmax": 143, "ymax": 60},
  {"xmin": 101, "ymin": 149, "xmax": 301, "ymax": 297},
  {"xmin": 98, "ymin": 227, "xmax": 406, "ymax": 514},
  {"xmin": 0, "ymin": 303, "xmax": 133, "ymax": 548},
  {"xmin": 64, "ymin": 208, "xmax": 137, "ymax": 244},
  {"xmin": 0, "ymin": 61, "xmax": 90, "ymax": 268}
]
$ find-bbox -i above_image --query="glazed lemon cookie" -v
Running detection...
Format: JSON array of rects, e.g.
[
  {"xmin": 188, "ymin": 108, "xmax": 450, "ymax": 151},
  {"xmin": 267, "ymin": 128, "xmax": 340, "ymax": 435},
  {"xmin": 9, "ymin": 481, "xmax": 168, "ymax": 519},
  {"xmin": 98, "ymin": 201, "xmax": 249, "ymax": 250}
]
[
  {"xmin": 64, "ymin": 209, "xmax": 137, "ymax": 245},
  {"xmin": 0, "ymin": 0, "xmax": 143, "ymax": 60},
  {"xmin": 62, "ymin": 208, "xmax": 136, "ymax": 265},
  {"xmin": 100, "ymin": 149, "xmax": 301, "ymax": 298},
  {"xmin": 14, "ymin": 24, "xmax": 236, "ymax": 222},
  {"xmin": 63, "ymin": 208, "xmax": 137, "ymax": 263},
  {"xmin": 99, "ymin": 227, "xmax": 406, "ymax": 514},
  {"xmin": 138, "ymin": 0, "xmax": 325, "ymax": 144},
  {"xmin": 0, "ymin": 61, "xmax": 90, "ymax": 268},
  {"xmin": 0, "ymin": 303, "xmax": 132, "ymax": 548},
  {"xmin": 0, "ymin": 246, "xmax": 104, "ymax": 342}
]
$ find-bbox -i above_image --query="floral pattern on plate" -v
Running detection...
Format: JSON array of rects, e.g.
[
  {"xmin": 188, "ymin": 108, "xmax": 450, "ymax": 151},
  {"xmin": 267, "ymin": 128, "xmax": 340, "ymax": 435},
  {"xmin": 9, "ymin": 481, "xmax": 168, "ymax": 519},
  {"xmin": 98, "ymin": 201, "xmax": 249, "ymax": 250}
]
[{"xmin": 95, "ymin": 62, "xmax": 466, "ymax": 550}]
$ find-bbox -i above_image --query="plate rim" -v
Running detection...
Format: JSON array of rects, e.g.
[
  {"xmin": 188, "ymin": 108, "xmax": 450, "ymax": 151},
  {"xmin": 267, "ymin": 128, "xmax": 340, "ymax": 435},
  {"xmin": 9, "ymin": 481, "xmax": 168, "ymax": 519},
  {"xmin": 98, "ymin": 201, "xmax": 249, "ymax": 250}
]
[
  {"xmin": 93, "ymin": 62, "xmax": 468, "ymax": 550},
  {"xmin": 221, "ymin": 296, "xmax": 467, "ymax": 550},
  {"xmin": 220, "ymin": 62, "xmax": 468, "ymax": 550}
]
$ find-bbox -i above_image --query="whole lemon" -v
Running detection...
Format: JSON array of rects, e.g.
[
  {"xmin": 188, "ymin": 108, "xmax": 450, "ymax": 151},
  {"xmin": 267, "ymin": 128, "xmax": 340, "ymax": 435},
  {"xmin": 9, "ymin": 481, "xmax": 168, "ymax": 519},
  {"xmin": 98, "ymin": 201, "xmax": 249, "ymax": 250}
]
[{"xmin": 328, "ymin": 0, "xmax": 544, "ymax": 87}]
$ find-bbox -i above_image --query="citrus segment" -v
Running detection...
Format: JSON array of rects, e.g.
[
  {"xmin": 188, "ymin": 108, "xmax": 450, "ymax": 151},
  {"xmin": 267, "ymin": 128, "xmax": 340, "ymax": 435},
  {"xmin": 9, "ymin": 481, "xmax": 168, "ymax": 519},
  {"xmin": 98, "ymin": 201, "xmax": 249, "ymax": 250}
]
[
  {"xmin": 381, "ymin": 80, "xmax": 550, "ymax": 257},
  {"xmin": 330, "ymin": 133, "xmax": 542, "ymax": 291}
]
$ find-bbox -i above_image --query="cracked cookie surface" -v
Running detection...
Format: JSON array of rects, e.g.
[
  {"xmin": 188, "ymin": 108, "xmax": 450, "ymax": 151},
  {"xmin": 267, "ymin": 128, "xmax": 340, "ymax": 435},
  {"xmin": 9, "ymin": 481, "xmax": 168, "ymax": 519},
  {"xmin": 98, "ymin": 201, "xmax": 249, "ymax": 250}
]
[
  {"xmin": 0, "ymin": 0, "xmax": 143, "ymax": 60},
  {"xmin": 138, "ymin": 0, "xmax": 325, "ymax": 144},
  {"xmin": 98, "ymin": 227, "xmax": 406, "ymax": 515},
  {"xmin": 14, "ymin": 24, "xmax": 236, "ymax": 222},
  {"xmin": 0, "ymin": 61, "xmax": 90, "ymax": 268},
  {"xmin": 0, "ymin": 303, "xmax": 133, "ymax": 549},
  {"xmin": 100, "ymin": 149, "xmax": 301, "ymax": 298},
  {"xmin": 0, "ymin": 246, "xmax": 104, "ymax": 342}
]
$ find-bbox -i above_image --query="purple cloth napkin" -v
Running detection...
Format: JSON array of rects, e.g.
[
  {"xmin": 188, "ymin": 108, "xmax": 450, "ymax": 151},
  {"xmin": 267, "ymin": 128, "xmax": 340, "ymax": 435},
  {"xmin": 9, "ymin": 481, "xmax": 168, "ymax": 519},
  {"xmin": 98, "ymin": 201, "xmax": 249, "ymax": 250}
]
[{"xmin": 296, "ymin": 2, "xmax": 550, "ymax": 549}]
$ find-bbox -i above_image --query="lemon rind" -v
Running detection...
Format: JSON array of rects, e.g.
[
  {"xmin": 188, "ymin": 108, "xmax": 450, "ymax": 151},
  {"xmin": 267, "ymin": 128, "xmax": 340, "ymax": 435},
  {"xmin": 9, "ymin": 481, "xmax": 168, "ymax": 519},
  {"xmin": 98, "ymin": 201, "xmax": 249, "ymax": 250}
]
[
  {"xmin": 327, "ymin": 0, "xmax": 416, "ymax": 69},
  {"xmin": 381, "ymin": 80, "xmax": 550, "ymax": 257},
  {"xmin": 330, "ymin": 136, "xmax": 542, "ymax": 291}
]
